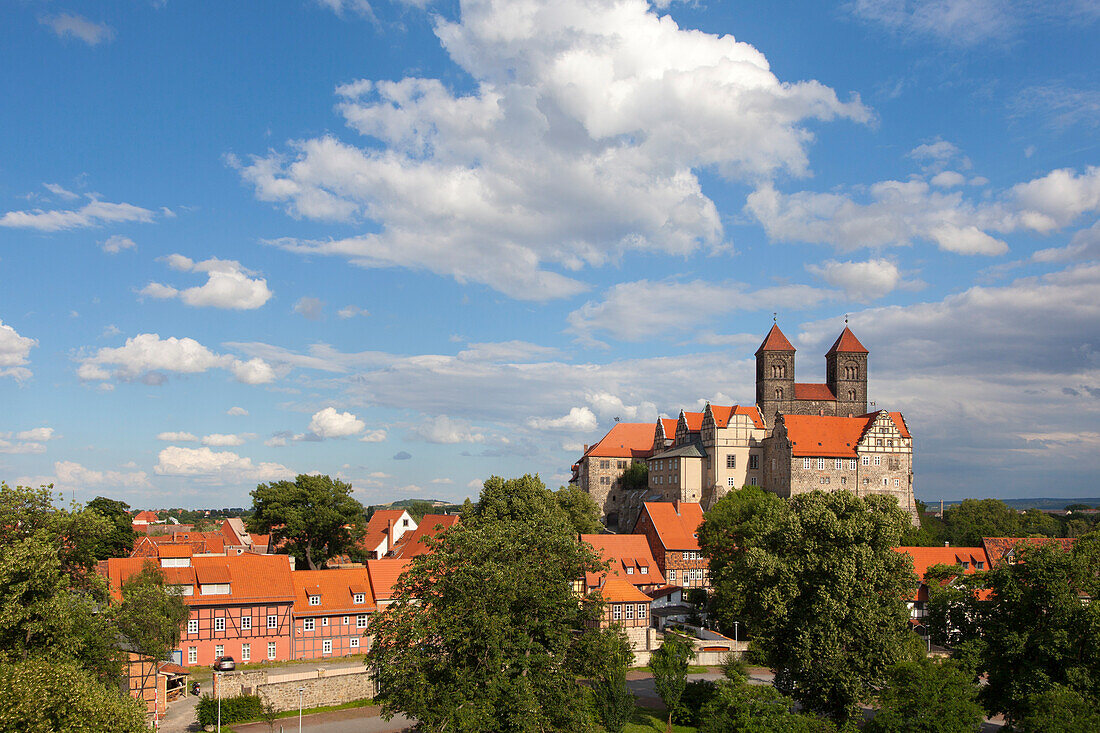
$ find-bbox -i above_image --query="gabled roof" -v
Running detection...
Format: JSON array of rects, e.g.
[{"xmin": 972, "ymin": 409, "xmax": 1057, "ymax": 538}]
[
  {"xmin": 826, "ymin": 326, "xmax": 868, "ymax": 355},
  {"xmin": 393, "ymin": 514, "xmax": 460, "ymax": 559},
  {"xmin": 756, "ymin": 324, "xmax": 796, "ymax": 354},
  {"xmin": 157, "ymin": 544, "xmax": 193, "ymax": 559},
  {"xmin": 102, "ymin": 554, "xmax": 295, "ymax": 605},
  {"xmin": 291, "ymin": 568, "xmax": 377, "ymax": 614},
  {"xmin": 363, "ymin": 510, "xmax": 414, "ymax": 553},
  {"xmin": 894, "ymin": 546, "xmax": 991, "ymax": 602},
  {"xmin": 366, "ymin": 559, "xmax": 412, "ymax": 603},
  {"xmin": 133, "ymin": 510, "xmax": 159, "ymax": 523},
  {"xmin": 783, "ymin": 410, "xmax": 910, "ymax": 457},
  {"xmin": 709, "ymin": 404, "xmax": 765, "ymax": 430},
  {"xmin": 638, "ymin": 502, "xmax": 704, "ymax": 551},
  {"xmin": 660, "ymin": 418, "xmax": 678, "ymax": 438},
  {"xmin": 793, "ymin": 383, "xmax": 836, "ymax": 401},
  {"xmin": 680, "ymin": 411, "xmax": 704, "ymax": 432},
  {"xmin": 594, "ymin": 575, "xmax": 652, "ymax": 604},
  {"xmin": 584, "ymin": 422, "xmax": 658, "ymax": 459},
  {"xmin": 581, "ymin": 534, "xmax": 665, "ymax": 589},
  {"xmin": 981, "ymin": 537, "xmax": 1076, "ymax": 567}
]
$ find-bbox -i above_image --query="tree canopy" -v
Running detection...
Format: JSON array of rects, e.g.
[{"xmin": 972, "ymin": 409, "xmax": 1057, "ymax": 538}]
[
  {"xmin": 864, "ymin": 658, "xmax": 984, "ymax": 733},
  {"xmin": 554, "ymin": 484, "xmax": 603, "ymax": 534},
  {"xmin": 85, "ymin": 496, "xmax": 137, "ymax": 560},
  {"xmin": 366, "ymin": 474, "xmax": 623, "ymax": 732},
  {"xmin": 249, "ymin": 473, "xmax": 366, "ymax": 570},
  {"xmin": 699, "ymin": 487, "xmax": 917, "ymax": 722},
  {"xmin": 649, "ymin": 632, "xmax": 694, "ymax": 731}
]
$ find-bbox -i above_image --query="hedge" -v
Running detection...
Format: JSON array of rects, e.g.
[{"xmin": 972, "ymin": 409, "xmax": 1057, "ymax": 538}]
[{"xmin": 196, "ymin": 694, "xmax": 265, "ymax": 726}]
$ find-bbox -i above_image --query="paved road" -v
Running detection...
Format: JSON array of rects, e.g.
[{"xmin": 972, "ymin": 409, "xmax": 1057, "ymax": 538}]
[{"xmin": 232, "ymin": 707, "xmax": 414, "ymax": 733}]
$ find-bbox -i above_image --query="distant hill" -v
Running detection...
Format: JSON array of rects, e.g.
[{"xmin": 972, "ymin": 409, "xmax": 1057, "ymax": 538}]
[
  {"xmin": 937, "ymin": 497, "xmax": 1100, "ymax": 511},
  {"xmin": 375, "ymin": 498, "xmax": 454, "ymax": 509}
]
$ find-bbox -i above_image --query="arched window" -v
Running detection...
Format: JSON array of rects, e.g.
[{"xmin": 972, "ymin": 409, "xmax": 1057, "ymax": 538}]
[
  {"xmin": 771, "ymin": 364, "xmax": 786, "ymax": 378},
  {"xmin": 848, "ymin": 390, "xmax": 856, "ymax": 401},
  {"xmin": 775, "ymin": 387, "xmax": 783, "ymax": 400},
  {"xmin": 844, "ymin": 364, "xmax": 858, "ymax": 379}
]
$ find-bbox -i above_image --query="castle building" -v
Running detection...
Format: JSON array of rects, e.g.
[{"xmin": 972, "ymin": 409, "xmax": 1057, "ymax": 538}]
[{"xmin": 574, "ymin": 323, "xmax": 919, "ymax": 527}]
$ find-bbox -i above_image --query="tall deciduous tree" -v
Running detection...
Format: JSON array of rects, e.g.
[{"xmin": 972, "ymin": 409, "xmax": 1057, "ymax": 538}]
[
  {"xmin": 85, "ymin": 496, "xmax": 137, "ymax": 560},
  {"xmin": 699, "ymin": 488, "xmax": 917, "ymax": 723},
  {"xmin": 0, "ymin": 658, "xmax": 148, "ymax": 733},
  {"xmin": 249, "ymin": 474, "xmax": 366, "ymax": 570},
  {"xmin": 112, "ymin": 563, "xmax": 190, "ymax": 661},
  {"xmin": 554, "ymin": 485, "xmax": 603, "ymax": 534},
  {"xmin": 366, "ymin": 474, "xmax": 615, "ymax": 732},
  {"xmin": 649, "ymin": 632, "xmax": 693, "ymax": 732},
  {"xmin": 864, "ymin": 658, "xmax": 985, "ymax": 733},
  {"xmin": 590, "ymin": 627, "xmax": 635, "ymax": 733}
]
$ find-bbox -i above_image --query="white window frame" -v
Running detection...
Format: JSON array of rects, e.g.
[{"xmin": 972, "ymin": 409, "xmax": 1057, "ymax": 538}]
[
  {"xmin": 240, "ymin": 615, "xmax": 251, "ymax": 630},
  {"xmin": 817, "ymin": 458, "xmax": 825, "ymax": 470},
  {"xmin": 356, "ymin": 615, "xmax": 368, "ymax": 629},
  {"xmin": 849, "ymin": 459, "xmax": 857, "ymax": 470},
  {"xmin": 187, "ymin": 619, "xmax": 198, "ymax": 636},
  {"xmin": 727, "ymin": 477, "xmax": 737, "ymax": 487},
  {"xmin": 322, "ymin": 617, "xmax": 328, "ymax": 626},
  {"xmin": 638, "ymin": 604, "xmax": 647, "ymax": 619},
  {"xmin": 343, "ymin": 616, "xmax": 349, "ymax": 625},
  {"xmin": 612, "ymin": 604, "xmax": 622, "ymax": 621},
  {"xmin": 625, "ymin": 604, "xmax": 634, "ymax": 620},
  {"xmin": 353, "ymin": 593, "xmax": 365, "ymax": 604},
  {"xmin": 267, "ymin": 614, "xmax": 278, "ymax": 629},
  {"xmin": 803, "ymin": 457, "xmax": 812, "ymax": 469},
  {"xmin": 309, "ymin": 595, "xmax": 321, "ymax": 606},
  {"xmin": 835, "ymin": 459, "xmax": 843, "ymax": 470},
  {"xmin": 350, "ymin": 637, "xmax": 360, "ymax": 648},
  {"xmin": 215, "ymin": 644, "xmax": 224, "ymax": 658},
  {"xmin": 241, "ymin": 643, "xmax": 251, "ymax": 661},
  {"xmin": 626, "ymin": 566, "xmax": 634, "ymax": 575},
  {"xmin": 267, "ymin": 642, "xmax": 276, "ymax": 660},
  {"xmin": 323, "ymin": 639, "xmax": 332, "ymax": 655},
  {"xmin": 667, "ymin": 569, "xmax": 677, "ymax": 583},
  {"xmin": 874, "ymin": 456, "xmax": 882, "ymax": 466},
  {"xmin": 861, "ymin": 455, "xmax": 870, "ymax": 466},
  {"xmin": 894, "ymin": 478, "xmax": 900, "ymax": 487},
  {"xmin": 188, "ymin": 647, "xmax": 197, "ymax": 664},
  {"xmin": 214, "ymin": 617, "xmax": 225, "ymax": 633},
  {"xmin": 304, "ymin": 618, "xmax": 315, "ymax": 631}
]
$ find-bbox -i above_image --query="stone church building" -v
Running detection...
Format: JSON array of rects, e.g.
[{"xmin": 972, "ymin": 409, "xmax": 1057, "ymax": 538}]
[{"xmin": 573, "ymin": 323, "xmax": 918, "ymax": 528}]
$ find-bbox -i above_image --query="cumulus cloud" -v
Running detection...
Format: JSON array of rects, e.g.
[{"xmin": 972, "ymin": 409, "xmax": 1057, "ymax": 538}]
[
  {"xmin": 294, "ymin": 297, "xmax": 324, "ymax": 320},
  {"xmin": 101, "ymin": 235, "xmax": 136, "ymax": 254},
  {"xmin": 155, "ymin": 446, "xmax": 294, "ymax": 482},
  {"xmin": 0, "ymin": 319, "xmax": 36, "ymax": 381},
  {"xmin": 141, "ymin": 255, "xmax": 273, "ymax": 310},
  {"xmin": 54, "ymin": 460, "xmax": 149, "ymax": 488},
  {"xmin": 805, "ymin": 258, "xmax": 915, "ymax": 301},
  {"xmin": 567, "ymin": 278, "xmax": 837, "ymax": 342},
  {"xmin": 308, "ymin": 407, "xmax": 365, "ymax": 438},
  {"xmin": 77, "ymin": 333, "xmax": 276, "ymax": 385},
  {"xmin": 337, "ymin": 305, "xmax": 369, "ymax": 319},
  {"xmin": 525, "ymin": 407, "xmax": 598, "ymax": 432},
  {"xmin": 201, "ymin": 433, "xmax": 249, "ymax": 447},
  {"xmin": 43, "ymin": 183, "xmax": 81, "ymax": 200},
  {"xmin": 0, "ymin": 428, "xmax": 56, "ymax": 455},
  {"xmin": 359, "ymin": 429, "xmax": 387, "ymax": 442},
  {"xmin": 157, "ymin": 431, "xmax": 199, "ymax": 442},
  {"xmin": 238, "ymin": 0, "xmax": 868, "ymax": 300},
  {"xmin": 226, "ymin": 406, "xmax": 249, "ymax": 416},
  {"xmin": 930, "ymin": 171, "xmax": 966, "ymax": 188},
  {"xmin": 39, "ymin": 13, "xmax": 115, "ymax": 45},
  {"xmin": 746, "ymin": 166, "xmax": 1100, "ymax": 256},
  {"xmin": 0, "ymin": 197, "xmax": 154, "ymax": 231},
  {"xmin": 410, "ymin": 415, "xmax": 485, "ymax": 444},
  {"xmin": 1033, "ymin": 220, "xmax": 1100, "ymax": 262}
]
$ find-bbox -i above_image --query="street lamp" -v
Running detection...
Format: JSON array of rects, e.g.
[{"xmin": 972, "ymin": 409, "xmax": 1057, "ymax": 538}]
[
  {"xmin": 298, "ymin": 687, "xmax": 304, "ymax": 733},
  {"xmin": 733, "ymin": 621, "xmax": 739, "ymax": 643},
  {"xmin": 216, "ymin": 670, "xmax": 222, "ymax": 732}
]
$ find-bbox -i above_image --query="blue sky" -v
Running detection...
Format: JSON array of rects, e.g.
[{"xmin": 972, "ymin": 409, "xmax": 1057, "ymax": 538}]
[{"xmin": 2, "ymin": 0, "xmax": 1098, "ymax": 508}]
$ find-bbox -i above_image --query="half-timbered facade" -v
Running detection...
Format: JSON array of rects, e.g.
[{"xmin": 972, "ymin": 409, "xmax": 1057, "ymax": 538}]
[{"xmin": 291, "ymin": 568, "xmax": 375, "ymax": 660}]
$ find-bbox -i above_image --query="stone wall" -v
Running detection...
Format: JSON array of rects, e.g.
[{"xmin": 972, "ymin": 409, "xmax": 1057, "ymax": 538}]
[{"xmin": 214, "ymin": 666, "xmax": 376, "ymax": 712}]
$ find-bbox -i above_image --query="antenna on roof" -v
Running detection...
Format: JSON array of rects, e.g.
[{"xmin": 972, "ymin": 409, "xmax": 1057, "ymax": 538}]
[
  {"xmin": 614, "ymin": 416, "xmax": 621, "ymax": 422},
  {"xmin": 773, "ymin": 312, "xmax": 777, "ymax": 323}
]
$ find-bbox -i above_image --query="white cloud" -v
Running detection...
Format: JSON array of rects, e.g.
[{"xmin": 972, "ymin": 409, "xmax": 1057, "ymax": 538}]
[
  {"xmin": 157, "ymin": 431, "xmax": 199, "ymax": 442},
  {"xmin": 141, "ymin": 255, "xmax": 273, "ymax": 310},
  {"xmin": 456, "ymin": 341, "xmax": 562, "ymax": 362},
  {"xmin": 15, "ymin": 427, "xmax": 55, "ymax": 442},
  {"xmin": 294, "ymin": 297, "xmax": 324, "ymax": 320},
  {"xmin": 101, "ymin": 235, "xmax": 136, "ymax": 254},
  {"xmin": 43, "ymin": 183, "xmax": 80, "ymax": 200},
  {"xmin": 930, "ymin": 171, "xmax": 966, "ymax": 188},
  {"xmin": 1033, "ymin": 220, "xmax": 1100, "ymax": 262},
  {"xmin": 847, "ymin": 0, "xmax": 1100, "ymax": 45},
  {"xmin": 308, "ymin": 407, "xmax": 365, "ymax": 438},
  {"xmin": 77, "ymin": 333, "xmax": 276, "ymax": 385},
  {"xmin": 315, "ymin": 0, "xmax": 378, "ymax": 18},
  {"xmin": 430, "ymin": 477, "xmax": 454, "ymax": 484},
  {"xmin": 227, "ymin": 406, "xmax": 249, "ymax": 416},
  {"xmin": 566, "ymin": 278, "xmax": 836, "ymax": 342},
  {"xmin": 525, "ymin": 406, "xmax": 598, "ymax": 432},
  {"xmin": 155, "ymin": 446, "xmax": 294, "ymax": 483},
  {"xmin": 1010, "ymin": 82, "xmax": 1100, "ymax": 132},
  {"xmin": 238, "ymin": 0, "xmax": 868, "ymax": 300},
  {"xmin": 0, "ymin": 198, "xmax": 154, "ymax": 231},
  {"xmin": 0, "ymin": 428, "xmax": 53, "ymax": 454},
  {"xmin": 359, "ymin": 429, "xmax": 387, "ymax": 442},
  {"xmin": 806, "ymin": 258, "xmax": 912, "ymax": 301},
  {"xmin": 337, "ymin": 305, "xmax": 369, "ymax": 319},
  {"xmin": 410, "ymin": 415, "xmax": 485, "ymax": 444},
  {"xmin": 54, "ymin": 460, "xmax": 149, "ymax": 489},
  {"xmin": 0, "ymin": 319, "xmax": 36, "ymax": 381},
  {"xmin": 39, "ymin": 13, "xmax": 115, "ymax": 46},
  {"xmin": 584, "ymin": 392, "xmax": 658, "ymax": 421},
  {"xmin": 202, "ymin": 433, "xmax": 248, "ymax": 447}
]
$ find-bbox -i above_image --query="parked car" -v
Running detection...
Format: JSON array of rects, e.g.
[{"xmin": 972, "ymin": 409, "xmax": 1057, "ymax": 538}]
[{"xmin": 213, "ymin": 656, "xmax": 236, "ymax": 672}]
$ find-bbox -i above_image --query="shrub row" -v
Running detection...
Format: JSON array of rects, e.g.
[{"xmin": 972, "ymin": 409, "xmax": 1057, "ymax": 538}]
[{"xmin": 196, "ymin": 694, "xmax": 265, "ymax": 726}]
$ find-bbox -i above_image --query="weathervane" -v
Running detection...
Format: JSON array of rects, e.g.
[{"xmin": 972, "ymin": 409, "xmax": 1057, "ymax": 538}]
[
  {"xmin": 845, "ymin": 313, "xmax": 849, "ymax": 324},
  {"xmin": 773, "ymin": 312, "xmax": 777, "ymax": 323}
]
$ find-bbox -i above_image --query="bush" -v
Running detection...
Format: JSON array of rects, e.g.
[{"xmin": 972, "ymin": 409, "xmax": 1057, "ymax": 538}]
[
  {"xmin": 1016, "ymin": 686, "xmax": 1100, "ymax": 733},
  {"xmin": 674, "ymin": 679, "xmax": 716, "ymax": 726},
  {"xmin": 197, "ymin": 694, "xmax": 265, "ymax": 726}
]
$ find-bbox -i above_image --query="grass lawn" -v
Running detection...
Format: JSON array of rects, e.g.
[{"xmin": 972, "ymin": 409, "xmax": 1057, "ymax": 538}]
[
  {"xmin": 227, "ymin": 698, "xmax": 376, "ymax": 730},
  {"xmin": 621, "ymin": 705, "xmax": 698, "ymax": 732}
]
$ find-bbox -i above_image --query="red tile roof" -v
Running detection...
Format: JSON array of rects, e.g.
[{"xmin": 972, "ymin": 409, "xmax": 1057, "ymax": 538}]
[
  {"xmin": 681, "ymin": 412, "xmax": 704, "ymax": 432},
  {"xmin": 894, "ymin": 546, "xmax": 991, "ymax": 602},
  {"xmin": 594, "ymin": 575, "xmax": 652, "ymax": 604},
  {"xmin": 581, "ymin": 534, "xmax": 665, "ymax": 589},
  {"xmin": 784, "ymin": 414, "xmax": 869, "ymax": 457},
  {"xmin": 826, "ymin": 326, "xmax": 868, "ymax": 355},
  {"xmin": 291, "ymin": 568, "xmax": 377, "ymax": 614},
  {"xmin": 660, "ymin": 418, "xmax": 678, "ymax": 438},
  {"xmin": 640, "ymin": 501, "xmax": 704, "ymax": 551},
  {"xmin": 584, "ymin": 422, "xmax": 658, "ymax": 459},
  {"xmin": 133, "ymin": 510, "xmax": 159, "ymax": 523},
  {"xmin": 393, "ymin": 515, "xmax": 460, "ymax": 559},
  {"xmin": 981, "ymin": 537, "xmax": 1076, "ymax": 567},
  {"xmin": 363, "ymin": 510, "xmax": 413, "ymax": 553},
  {"xmin": 709, "ymin": 405, "xmax": 765, "ymax": 430},
  {"xmin": 157, "ymin": 544, "xmax": 193, "ymax": 559},
  {"xmin": 366, "ymin": 559, "xmax": 412, "ymax": 603},
  {"xmin": 102, "ymin": 554, "xmax": 294, "ymax": 606},
  {"xmin": 793, "ymin": 383, "xmax": 836, "ymax": 401},
  {"xmin": 756, "ymin": 324, "xmax": 796, "ymax": 354}
]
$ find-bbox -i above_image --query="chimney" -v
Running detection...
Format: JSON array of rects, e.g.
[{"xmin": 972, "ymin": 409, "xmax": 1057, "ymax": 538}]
[
  {"xmin": 583, "ymin": 444, "xmax": 589, "ymax": 452},
  {"xmin": 387, "ymin": 518, "xmax": 393, "ymax": 546},
  {"xmin": 944, "ymin": 541, "xmax": 950, "ymax": 547}
]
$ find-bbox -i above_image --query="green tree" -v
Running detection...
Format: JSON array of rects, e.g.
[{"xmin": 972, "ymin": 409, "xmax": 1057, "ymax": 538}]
[
  {"xmin": 0, "ymin": 658, "xmax": 148, "ymax": 733},
  {"xmin": 922, "ymin": 562, "xmax": 986, "ymax": 648},
  {"xmin": 864, "ymin": 658, "xmax": 985, "ymax": 733},
  {"xmin": 1018, "ymin": 508, "xmax": 1059, "ymax": 537},
  {"xmin": 940, "ymin": 498, "xmax": 1020, "ymax": 546},
  {"xmin": 699, "ymin": 676, "xmax": 835, "ymax": 733},
  {"xmin": 976, "ymin": 541, "xmax": 1100, "ymax": 725},
  {"xmin": 366, "ymin": 475, "xmax": 611, "ymax": 732},
  {"xmin": 555, "ymin": 485, "xmax": 603, "ymax": 534},
  {"xmin": 112, "ymin": 563, "xmax": 190, "ymax": 661},
  {"xmin": 1016, "ymin": 685, "xmax": 1100, "ymax": 733},
  {"xmin": 649, "ymin": 632, "xmax": 693, "ymax": 732},
  {"xmin": 85, "ymin": 496, "xmax": 137, "ymax": 560},
  {"xmin": 620, "ymin": 462, "xmax": 648, "ymax": 492},
  {"xmin": 699, "ymin": 488, "xmax": 916, "ymax": 723},
  {"xmin": 590, "ymin": 627, "xmax": 635, "ymax": 733},
  {"xmin": 249, "ymin": 474, "xmax": 366, "ymax": 570}
]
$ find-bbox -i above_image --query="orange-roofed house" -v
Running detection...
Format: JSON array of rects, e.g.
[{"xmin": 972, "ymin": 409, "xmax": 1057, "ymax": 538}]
[
  {"xmin": 894, "ymin": 546, "xmax": 990, "ymax": 619},
  {"xmin": 590, "ymin": 576, "xmax": 653, "ymax": 642},
  {"xmin": 131, "ymin": 531, "xmax": 227, "ymax": 558},
  {"xmin": 290, "ymin": 568, "xmax": 375, "ymax": 659},
  {"xmin": 981, "ymin": 536, "xmax": 1076, "ymax": 568},
  {"xmin": 580, "ymin": 533, "xmax": 665, "ymax": 594},
  {"xmin": 363, "ymin": 510, "xmax": 417, "ymax": 559},
  {"xmin": 392, "ymin": 514, "xmax": 460, "ymax": 559},
  {"xmin": 572, "ymin": 421, "xmax": 665, "ymax": 529},
  {"xmin": 633, "ymin": 501, "xmax": 710, "ymax": 590},
  {"xmin": 366, "ymin": 559, "xmax": 412, "ymax": 607},
  {"xmin": 101, "ymin": 553, "xmax": 296, "ymax": 668},
  {"xmin": 763, "ymin": 410, "xmax": 918, "ymax": 524},
  {"xmin": 220, "ymin": 518, "xmax": 273, "ymax": 555}
]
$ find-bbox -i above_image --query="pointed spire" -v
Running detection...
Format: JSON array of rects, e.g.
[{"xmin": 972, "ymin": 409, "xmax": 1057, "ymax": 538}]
[
  {"xmin": 826, "ymin": 326, "xmax": 868, "ymax": 355},
  {"xmin": 756, "ymin": 323, "xmax": 796, "ymax": 355}
]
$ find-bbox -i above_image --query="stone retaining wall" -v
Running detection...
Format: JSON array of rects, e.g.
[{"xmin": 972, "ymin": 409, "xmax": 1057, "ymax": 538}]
[{"xmin": 214, "ymin": 666, "xmax": 376, "ymax": 713}]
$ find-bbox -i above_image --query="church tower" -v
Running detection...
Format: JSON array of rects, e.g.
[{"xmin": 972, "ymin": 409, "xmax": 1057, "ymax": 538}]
[
  {"xmin": 826, "ymin": 325, "xmax": 869, "ymax": 417},
  {"xmin": 756, "ymin": 323, "xmax": 795, "ymax": 430}
]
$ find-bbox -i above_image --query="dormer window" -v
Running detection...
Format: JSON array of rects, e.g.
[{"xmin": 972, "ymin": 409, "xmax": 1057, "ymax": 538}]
[
  {"xmin": 640, "ymin": 566, "xmax": 648, "ymax": 574},
  {"xmin": 626, "ymin": 566, "xmax": 634, "ymax": 575},
  {"xmin": 309, "ymin": 595, "xmax": 321, "ymax": 606},
  {"xmin": 353, "ymin": 593, "xmax": 365, "ymax": 604}
]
